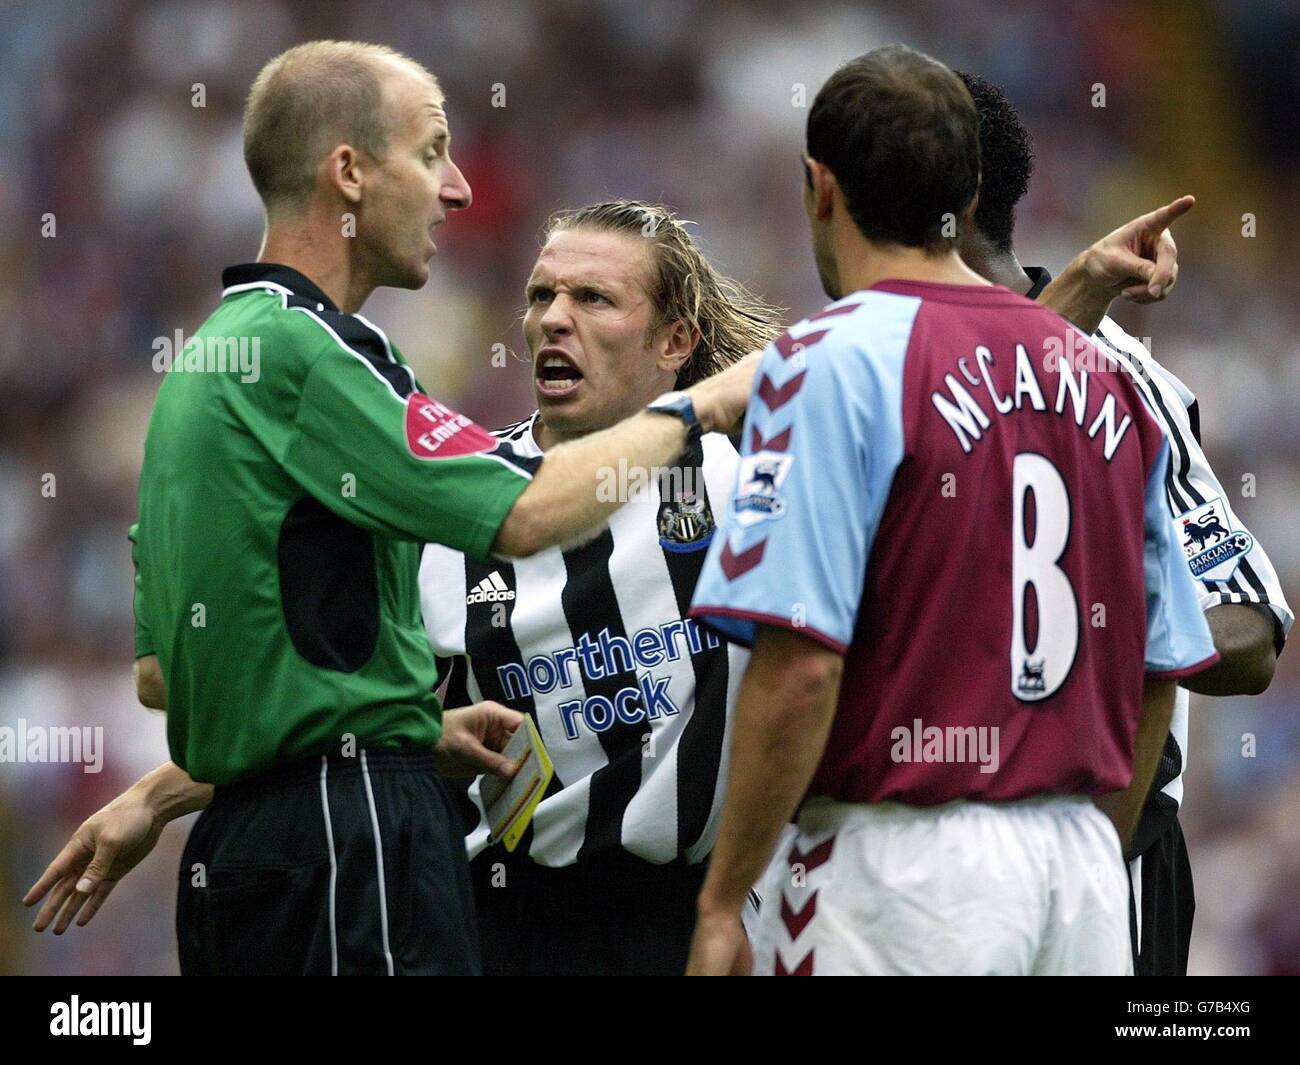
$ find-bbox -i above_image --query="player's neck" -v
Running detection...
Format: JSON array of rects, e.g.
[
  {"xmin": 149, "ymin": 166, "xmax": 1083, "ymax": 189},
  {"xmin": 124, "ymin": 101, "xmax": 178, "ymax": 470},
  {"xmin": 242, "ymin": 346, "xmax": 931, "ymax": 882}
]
[
  {"xmin": 258, "ymin": 213, "xmax": 375, "ymax": 314},
  {"xmin": 834, "ymin": 241, "xmax": 991, "ymax": 297},
  {"xmin": 533, "ymin": 414, "xmax": 616, "ymax": 453},
  {"xmin": 533, "ymin": 417, "xmax": 565, "ymax": 452},
  {"xmin": 959, "ymin": 233, "xmax": 1035, "ymax": 294},
  {"xmin": 536, "ymin": 408, "xmax": 624, "ymax": 452},
  {"xmin": 534, "ymin": 398, "xmax": 661, "ymax": 452}
]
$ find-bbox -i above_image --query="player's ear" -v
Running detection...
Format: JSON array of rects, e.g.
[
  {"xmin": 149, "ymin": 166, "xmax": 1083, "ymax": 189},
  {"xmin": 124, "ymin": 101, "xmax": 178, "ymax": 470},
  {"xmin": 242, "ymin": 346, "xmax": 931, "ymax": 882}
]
[
  {"xmin": 805, "ymin": 158, "xmax": 836, "ymax": 221},
  {"xmin": 961, "ymin": 187, "xmax": 980, "ymax": 232},
  {"xmin": 655, "ymin": 319, "xmax": 698, "ymax": 376},
  {"xmin": 325, "ymin": 144, "xmax": 365, "ymax": 206}
]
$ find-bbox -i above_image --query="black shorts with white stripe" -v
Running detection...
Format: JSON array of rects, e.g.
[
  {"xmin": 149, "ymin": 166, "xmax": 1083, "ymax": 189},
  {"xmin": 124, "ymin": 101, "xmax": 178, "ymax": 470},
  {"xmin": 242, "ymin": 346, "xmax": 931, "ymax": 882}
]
[{"xmin": 177, "ymin": 747, "xmax": 478, "ymax": 975}]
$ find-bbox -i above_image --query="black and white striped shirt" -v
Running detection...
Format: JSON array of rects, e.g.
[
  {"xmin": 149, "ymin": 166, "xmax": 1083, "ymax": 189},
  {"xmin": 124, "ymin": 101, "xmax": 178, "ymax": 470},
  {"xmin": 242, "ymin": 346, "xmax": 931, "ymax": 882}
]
[
  {"xmin": 1092, "ymin": 315, "xmax": 1293, "ymax": 836},
  {"xmin": 420, "ymin": 411, "xmax": 749, "ymax": 866}
]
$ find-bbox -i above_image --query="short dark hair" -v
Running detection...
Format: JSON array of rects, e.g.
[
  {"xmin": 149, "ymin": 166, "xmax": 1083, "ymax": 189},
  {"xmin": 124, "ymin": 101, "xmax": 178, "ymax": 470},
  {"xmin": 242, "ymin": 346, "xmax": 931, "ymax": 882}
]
[
  {"xmin": 955, "ymin": 71, "xmax": 1035, "ymax": 251},
  {"xmin": 806, "ymin": 45, "xmax": 980, "ymax": 252}
]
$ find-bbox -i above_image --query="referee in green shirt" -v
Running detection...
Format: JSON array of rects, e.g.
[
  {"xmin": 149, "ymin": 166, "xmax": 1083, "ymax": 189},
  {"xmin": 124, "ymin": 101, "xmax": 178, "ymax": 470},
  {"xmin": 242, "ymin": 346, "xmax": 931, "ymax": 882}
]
[{"xmin": 25, "ymin": 40, "xmax": 753, "ymax": 975}]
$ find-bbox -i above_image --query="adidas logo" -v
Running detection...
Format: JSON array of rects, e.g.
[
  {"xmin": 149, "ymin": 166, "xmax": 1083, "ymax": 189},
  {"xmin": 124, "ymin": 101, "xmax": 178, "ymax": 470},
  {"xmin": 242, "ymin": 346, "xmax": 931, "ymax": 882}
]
[{"xmin": 466, "ymin": 571, "xmax": 515, "ymax": 605}]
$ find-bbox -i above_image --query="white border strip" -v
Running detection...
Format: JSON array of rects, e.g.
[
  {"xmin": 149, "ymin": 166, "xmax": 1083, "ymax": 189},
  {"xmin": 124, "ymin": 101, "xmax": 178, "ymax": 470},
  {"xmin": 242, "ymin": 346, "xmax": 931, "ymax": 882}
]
[
  {"xmin": 356, "ymin": 310, "xmax": 418, "ymax": 395},
  {"xmin": 359, "ymin": 750, "xmax": 395, "ymax": 975},
  {"xmin": 221, "ymin": 280, "xmax": 297, "ymax": 300},
  {"xmin": 290, "ymin": 306, "xmax": 409, "ymax": 404},
  {"xmin": 479, "ymin": 449, "xmax": 535, "ymax": 480},
  {"xmin": 318, "ymin": 756, "xmax": 339, "ymax": 976}
]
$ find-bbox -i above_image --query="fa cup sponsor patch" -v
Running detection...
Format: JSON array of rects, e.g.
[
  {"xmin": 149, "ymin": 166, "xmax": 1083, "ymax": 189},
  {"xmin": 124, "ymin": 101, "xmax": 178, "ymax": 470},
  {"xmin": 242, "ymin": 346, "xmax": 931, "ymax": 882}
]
[{"xmin": 405, "ymin": 393, "xmax": 497, "ymax": 459}]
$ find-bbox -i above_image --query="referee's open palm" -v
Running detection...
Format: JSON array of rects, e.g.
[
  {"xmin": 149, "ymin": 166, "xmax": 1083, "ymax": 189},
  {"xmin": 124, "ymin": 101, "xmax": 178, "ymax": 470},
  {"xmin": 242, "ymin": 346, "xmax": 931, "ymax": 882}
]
[{"xmin": 24, "ymin": 792, "xmax": 164, "ymax": 934}]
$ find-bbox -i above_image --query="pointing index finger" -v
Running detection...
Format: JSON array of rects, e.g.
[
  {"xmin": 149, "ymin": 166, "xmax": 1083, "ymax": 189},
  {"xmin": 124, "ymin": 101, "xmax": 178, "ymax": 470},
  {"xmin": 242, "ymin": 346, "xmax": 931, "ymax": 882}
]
[{"xmin": 1136, "ymin": 194, "xmax": 1195, "ymax": 235}]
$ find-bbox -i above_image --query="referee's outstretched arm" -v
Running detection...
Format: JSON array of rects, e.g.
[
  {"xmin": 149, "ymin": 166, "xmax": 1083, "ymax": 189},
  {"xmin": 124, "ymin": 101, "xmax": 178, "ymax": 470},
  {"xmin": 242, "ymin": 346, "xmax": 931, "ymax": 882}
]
[
  {"xmin": 23, "ymin": 696, "xmax": 521, "ymax": 934},
  {"xmin": 24, "ymin": 761, "xmax": 211, "ymax": 934},
  {"xmin": 491, "ymin": 355, "xmax": 756, "ymax": 557}
]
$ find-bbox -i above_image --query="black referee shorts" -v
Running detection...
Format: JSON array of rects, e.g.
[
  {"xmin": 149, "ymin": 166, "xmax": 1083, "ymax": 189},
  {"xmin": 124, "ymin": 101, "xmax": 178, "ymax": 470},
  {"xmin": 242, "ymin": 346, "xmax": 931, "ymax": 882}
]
[
  {"xmin": 1128, "ymin": 815, "xmax": 1195, "ymax": 977},
  {"xmin": 177, "ymin": 747, "xmax": 479, "ymax": 975},
  {"xmin": 470, "ymin": 846, "xmax": 706, "ymax": 977}
]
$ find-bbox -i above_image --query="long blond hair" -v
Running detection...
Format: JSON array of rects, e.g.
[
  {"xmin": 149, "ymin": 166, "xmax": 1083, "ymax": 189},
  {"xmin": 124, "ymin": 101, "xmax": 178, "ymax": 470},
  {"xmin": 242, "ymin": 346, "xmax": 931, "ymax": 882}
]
[{"xmin": 543, "ymin": 200, "xmax": 785, "ymax": 387}]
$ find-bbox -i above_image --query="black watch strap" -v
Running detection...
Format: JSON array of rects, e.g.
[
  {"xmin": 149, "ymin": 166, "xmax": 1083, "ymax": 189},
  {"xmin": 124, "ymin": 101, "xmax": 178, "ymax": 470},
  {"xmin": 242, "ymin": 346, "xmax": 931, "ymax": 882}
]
[{"xmin": 646, "ymin": 391, "xmax": 702, "ymax": 444}]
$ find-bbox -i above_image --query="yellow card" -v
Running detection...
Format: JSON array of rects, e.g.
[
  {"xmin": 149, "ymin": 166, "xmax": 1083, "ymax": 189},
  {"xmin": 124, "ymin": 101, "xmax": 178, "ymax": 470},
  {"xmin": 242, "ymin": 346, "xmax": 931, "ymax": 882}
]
[{"xmin": 480, "ymin": 717, "xmax": 553, "ymax": 852}]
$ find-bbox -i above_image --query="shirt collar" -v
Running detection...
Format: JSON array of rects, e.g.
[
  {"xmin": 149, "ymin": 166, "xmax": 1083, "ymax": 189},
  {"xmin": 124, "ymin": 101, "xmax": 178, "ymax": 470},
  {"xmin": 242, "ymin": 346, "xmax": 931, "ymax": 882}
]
[
  {"xmin": 514, "ymin": 411, "xmax": 544, "ymax": 458},
  {"xmin": 1024, "ymin": 265, "xmax": 1053, "ymax": 300},
  {"xmin": 221, "ymin": 263, "xmax": 339, "ymax": 312}
]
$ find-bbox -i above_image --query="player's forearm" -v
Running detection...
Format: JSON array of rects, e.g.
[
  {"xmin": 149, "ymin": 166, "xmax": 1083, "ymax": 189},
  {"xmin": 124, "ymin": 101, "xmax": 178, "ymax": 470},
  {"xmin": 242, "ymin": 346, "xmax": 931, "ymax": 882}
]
[
  {"xmin": 494, "ymin": 355, "xmax": 758, "ymax": 556},
  {"xmin": 1096, "ymin": 677, "xmax": 1176, "ymax": 855},
  {"xmin": 1180, "ymin": 604, "xmax": 1277, "ymax": 696},
  {"xmin": 133, "ymin": 761, "xmax": 213, "ymax": 823},
  {"xmin": 697, "ymin": 629, "xmax": 843, "ymax": 917},
  {"xmin": 133, "ymin": 654, "xmax": 167, "ymax": 710},
  {"xmin": 494, "ymin": 410, "xmax": 689, "ymax": 556},
  {"xmin": 1037, "ymin": 251, "xmax": 1114, "ymax": 334}
]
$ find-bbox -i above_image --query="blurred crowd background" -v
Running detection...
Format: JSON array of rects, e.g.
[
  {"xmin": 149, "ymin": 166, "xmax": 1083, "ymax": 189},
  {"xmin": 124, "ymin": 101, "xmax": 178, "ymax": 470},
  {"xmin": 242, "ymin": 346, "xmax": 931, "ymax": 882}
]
[{"xmin": 1, "ymin": 0, "xmax": 1297, "ymax": 975}]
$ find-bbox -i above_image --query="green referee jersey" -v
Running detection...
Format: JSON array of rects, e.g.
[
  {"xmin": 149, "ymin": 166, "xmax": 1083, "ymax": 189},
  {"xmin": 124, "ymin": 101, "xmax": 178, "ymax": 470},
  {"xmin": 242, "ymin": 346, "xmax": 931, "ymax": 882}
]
[{"xmin": 132, "ymin": 263, "xmax": 538, "ymax": 785}]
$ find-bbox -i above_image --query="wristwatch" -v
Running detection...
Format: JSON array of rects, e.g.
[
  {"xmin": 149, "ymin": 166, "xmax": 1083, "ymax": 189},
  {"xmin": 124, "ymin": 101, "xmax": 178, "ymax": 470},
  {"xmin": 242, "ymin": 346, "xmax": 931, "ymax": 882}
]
[{"xmin": 646, "ymin": 390, "xmax": 702, "ymax": 446}]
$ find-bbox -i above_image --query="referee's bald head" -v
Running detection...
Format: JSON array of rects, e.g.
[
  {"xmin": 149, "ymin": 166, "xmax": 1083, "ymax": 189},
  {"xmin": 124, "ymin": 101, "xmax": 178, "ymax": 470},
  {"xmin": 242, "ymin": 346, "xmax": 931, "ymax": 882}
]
[{"xmin": 243, "ymin": 40, "xmax": 440, "ymax": 217}]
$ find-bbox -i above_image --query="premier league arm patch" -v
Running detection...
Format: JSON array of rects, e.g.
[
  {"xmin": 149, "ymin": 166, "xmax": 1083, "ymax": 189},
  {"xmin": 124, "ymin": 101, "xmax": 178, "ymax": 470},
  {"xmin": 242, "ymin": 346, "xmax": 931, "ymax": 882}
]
[
  {"xmin": 1177, "ymin": 496, "xmax": 1254, "ymax": 582},
  {"xmin": 732, "ymin": 451, "xmax": 794, "ymax": 528}
]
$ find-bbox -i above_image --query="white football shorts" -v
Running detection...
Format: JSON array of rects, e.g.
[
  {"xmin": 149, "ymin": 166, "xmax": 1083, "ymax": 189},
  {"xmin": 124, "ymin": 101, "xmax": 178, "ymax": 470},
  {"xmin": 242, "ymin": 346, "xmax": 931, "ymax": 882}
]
[{"xmin": 750, "ymin": 794, "xmax": 1131, "ymax": 975}]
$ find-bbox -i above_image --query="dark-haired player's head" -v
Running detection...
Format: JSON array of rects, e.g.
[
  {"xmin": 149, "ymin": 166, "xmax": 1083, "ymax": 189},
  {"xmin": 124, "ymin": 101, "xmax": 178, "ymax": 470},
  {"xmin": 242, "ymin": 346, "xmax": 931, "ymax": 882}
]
[
  {"xmin": 954, "ymin": 71, "xmax": 1035, "ymax": 262},
  {"xmin": 804, "ymin": 45, "xmax": 981, "ymax": 298}
]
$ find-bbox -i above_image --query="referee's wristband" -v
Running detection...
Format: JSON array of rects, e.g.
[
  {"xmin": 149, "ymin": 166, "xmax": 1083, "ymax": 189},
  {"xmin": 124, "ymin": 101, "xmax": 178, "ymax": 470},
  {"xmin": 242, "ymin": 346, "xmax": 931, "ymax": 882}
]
[{"xmin": 646, "ymin": 390, "xmax": 702, "ymax": 447}]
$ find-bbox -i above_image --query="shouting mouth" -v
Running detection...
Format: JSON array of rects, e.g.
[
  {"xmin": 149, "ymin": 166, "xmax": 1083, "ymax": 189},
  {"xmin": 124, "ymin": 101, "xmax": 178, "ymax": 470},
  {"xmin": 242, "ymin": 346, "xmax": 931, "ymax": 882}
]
[
  {"xmin": 535, "ymin": 349, "xmax": 583, "ymax": 398},
  {"xmin": 426, "ymin": 217, "xmax": 445, "ymax": 255}
]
